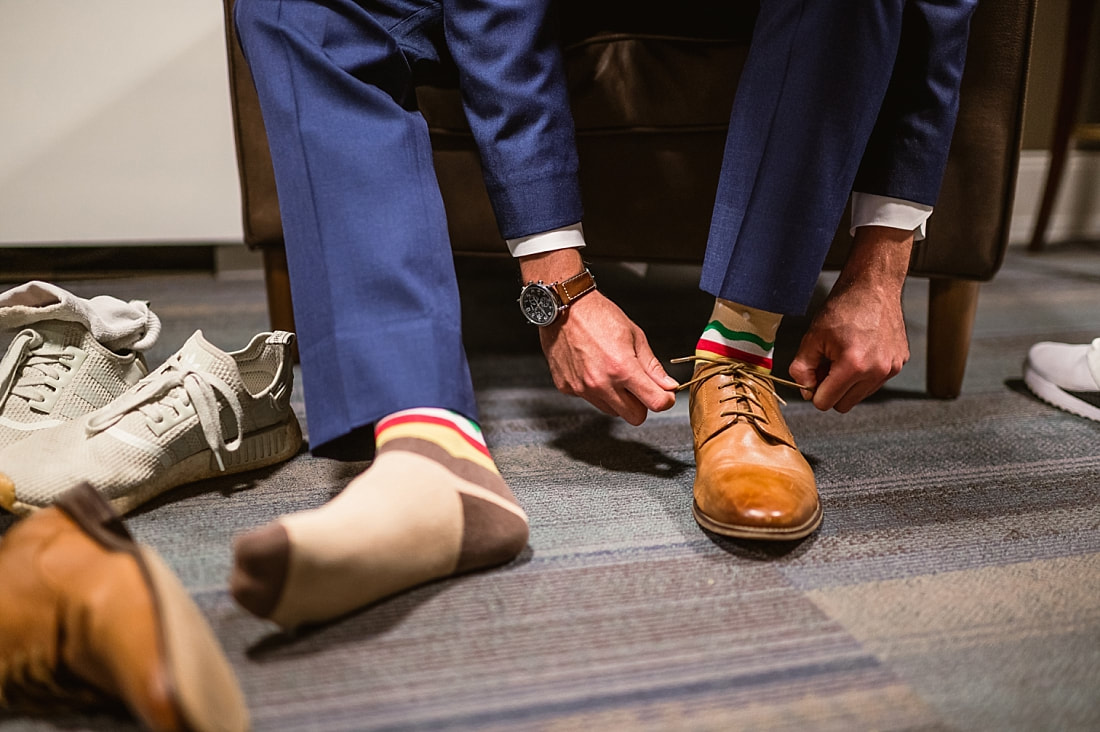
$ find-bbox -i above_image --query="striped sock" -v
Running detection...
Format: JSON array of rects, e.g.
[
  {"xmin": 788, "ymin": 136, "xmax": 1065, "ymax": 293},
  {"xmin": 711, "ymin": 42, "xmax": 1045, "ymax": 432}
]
[
  {"xmin": 695, "ymin": 299, "xmax": 782, "ymax": 373},
  {"xmin": 230, "ymin": 408, "xmax": 529, "ymax": 630}
]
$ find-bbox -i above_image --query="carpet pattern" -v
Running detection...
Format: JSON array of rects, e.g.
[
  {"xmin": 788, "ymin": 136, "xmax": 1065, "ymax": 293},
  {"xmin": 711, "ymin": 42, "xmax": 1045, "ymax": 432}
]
[{"xmin": 0, "ymin": 242, "xmax": 1097, "ymax": 731}]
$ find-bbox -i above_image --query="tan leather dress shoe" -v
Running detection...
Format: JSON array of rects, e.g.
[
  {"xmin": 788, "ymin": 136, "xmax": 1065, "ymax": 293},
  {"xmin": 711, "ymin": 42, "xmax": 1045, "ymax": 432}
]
[
  {"xmin": 679, "ymin": 356, "xmax": 822, "ymax": 540},
  {"xmin": 0, "ymin": 483, "xmax": 248, "ymax": 732}
]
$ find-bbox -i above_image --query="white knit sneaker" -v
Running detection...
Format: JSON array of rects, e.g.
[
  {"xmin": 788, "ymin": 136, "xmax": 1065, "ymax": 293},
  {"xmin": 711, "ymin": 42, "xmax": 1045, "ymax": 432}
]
[
  {"xmin": 1024, "ymin": 338, "xmax": 1100, "ymax": 423},
  {"xmin": 0, "ymin": 281, "xmax": 161, "ymax": 450},
  {"xmin": 0, "ymin": 330, "xmax": 302, "ymax": 516},
  {"xmin": 0, "ymin": 321, "xmax": 155, "ymax": 451}
]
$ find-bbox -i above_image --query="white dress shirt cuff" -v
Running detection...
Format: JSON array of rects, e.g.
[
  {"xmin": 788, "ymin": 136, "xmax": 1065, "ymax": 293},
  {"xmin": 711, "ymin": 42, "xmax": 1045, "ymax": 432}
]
[
  {"xmin": 506, "ymin": 222, "xmax": 586, "ymax": 258},
  {"xmin": 851, "ymin": 193, "xmax": 933, "ymax": 241}
]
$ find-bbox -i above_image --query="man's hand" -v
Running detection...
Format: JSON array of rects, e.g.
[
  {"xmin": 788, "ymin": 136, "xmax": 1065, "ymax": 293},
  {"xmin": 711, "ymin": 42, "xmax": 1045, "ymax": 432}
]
[
  {"xmin": 539, "ymin": 292, "xmax": 677, "ymax": 424},
  {"xmin": 519, "ymin": 248, "xmax": 677, "ymax": 425},
  {"xmin": 788, "ymin": 226, "xmax": 914, "ymax": 413}
]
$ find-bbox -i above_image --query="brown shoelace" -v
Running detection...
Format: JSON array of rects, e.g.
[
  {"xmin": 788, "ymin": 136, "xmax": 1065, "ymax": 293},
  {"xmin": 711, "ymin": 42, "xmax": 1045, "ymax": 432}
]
[{"xmin": 670, "ymin": 354, "xmax": 808, "ymax": 424}]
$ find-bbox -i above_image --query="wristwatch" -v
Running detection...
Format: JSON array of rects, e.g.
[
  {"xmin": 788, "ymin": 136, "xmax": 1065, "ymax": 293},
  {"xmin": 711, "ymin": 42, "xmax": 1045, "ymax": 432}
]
[{"xmin": 518, "ymin": 268, "xmax": 597, "ymax": 326}]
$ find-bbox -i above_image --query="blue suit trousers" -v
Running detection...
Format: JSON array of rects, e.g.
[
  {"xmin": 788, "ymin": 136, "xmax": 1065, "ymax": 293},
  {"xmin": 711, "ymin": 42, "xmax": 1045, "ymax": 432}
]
[
  {"xmin": 703, "ymin": 0, "xmax": 977, "ymax": 315},
  {"xmin": 234, "ymin": 0, "xmax": 581, "ymax": 457},
  {"xmin": 235, "ymin": 0, "xmax": 480, "ymax": 456}
]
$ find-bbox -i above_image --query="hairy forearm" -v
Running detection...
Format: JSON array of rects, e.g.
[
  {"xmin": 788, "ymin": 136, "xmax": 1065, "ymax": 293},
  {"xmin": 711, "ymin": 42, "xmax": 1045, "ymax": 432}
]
[{"xmin": 835, "ymin": 225, "xmax": 914, "ymax": 294}]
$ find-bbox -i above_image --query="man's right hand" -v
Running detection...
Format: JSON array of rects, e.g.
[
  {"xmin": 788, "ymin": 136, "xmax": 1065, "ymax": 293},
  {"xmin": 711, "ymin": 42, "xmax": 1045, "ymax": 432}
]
[
  {"xmin": 539, "ymin": 291, "xmax": 677, "ymax": 425},
  {"xmin": 518, "ymin": 248, "xmax": 677, "ymax": 426}
]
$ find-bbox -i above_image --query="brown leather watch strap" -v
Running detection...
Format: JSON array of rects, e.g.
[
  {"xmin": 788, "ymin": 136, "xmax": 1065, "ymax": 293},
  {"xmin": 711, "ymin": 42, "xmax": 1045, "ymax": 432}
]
[{"xmin": 553, "ymin": 268, "xmax": 597, "ymax": 308}]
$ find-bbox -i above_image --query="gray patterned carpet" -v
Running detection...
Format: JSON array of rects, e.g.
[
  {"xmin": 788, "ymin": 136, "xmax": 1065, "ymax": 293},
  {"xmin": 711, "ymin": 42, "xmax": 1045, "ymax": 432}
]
[{"xmin": 1, "ymin": 241, "xmax": 1098, "ymax": 731}]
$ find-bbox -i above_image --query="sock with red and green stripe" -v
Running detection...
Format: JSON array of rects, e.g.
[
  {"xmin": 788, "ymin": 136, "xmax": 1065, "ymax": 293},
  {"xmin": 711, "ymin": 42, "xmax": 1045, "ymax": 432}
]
[
  {"xmin": 695, "ymin": 299, "xmax": 783, "ymax": 373},
  {"xmin": 230, "ymin": 407, "xmax": 529, "ymax": 630}
]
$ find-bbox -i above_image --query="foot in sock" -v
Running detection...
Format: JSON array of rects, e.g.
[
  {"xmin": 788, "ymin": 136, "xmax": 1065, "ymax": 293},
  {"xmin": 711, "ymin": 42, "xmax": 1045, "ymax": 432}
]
[
  {"xmin": 695, "ymin": 299, "xmax": 782, "ymax": 372},
  {"xmin": 230, "ymin": 408, "xmax": 529, "ymax": 629}
]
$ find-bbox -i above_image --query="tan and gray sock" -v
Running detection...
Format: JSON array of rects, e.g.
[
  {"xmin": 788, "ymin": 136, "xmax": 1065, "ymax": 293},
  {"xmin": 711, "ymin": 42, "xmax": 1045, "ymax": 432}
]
[{"xmin": 230, "ymin": 408, "xmax": 529, "ymax": 630}]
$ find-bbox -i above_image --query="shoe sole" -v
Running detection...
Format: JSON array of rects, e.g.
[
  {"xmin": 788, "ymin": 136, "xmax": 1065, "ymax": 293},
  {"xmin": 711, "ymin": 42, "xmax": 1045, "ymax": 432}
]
[
  {"xmin": 2, "ymin": 415, "xmax": 304, "ymax": 516},
  {"xmin": 58, "ymin": 483, "xmax": 249, "ymax": 732},
  {"xmin": 140, "ymin": 546, "xmax": 250, "ymax": 732},
  {"xmin": 692, "ymin": 499, "xmax": 823, "ymax": 541},
  {"xmin": 1024, "ymin": 366, "xmax": 1100, "ymax": 423}
]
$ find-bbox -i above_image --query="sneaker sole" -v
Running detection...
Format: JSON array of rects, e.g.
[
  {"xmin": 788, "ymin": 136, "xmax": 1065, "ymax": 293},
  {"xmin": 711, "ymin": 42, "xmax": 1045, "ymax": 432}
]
[
  {"xmin": 692, "ymin": 499, "xmax": 823, "ymax": 541},
  {"xmin": 1024, "ymin": 366, "xmax": 1100, "ymax": 423},
  {"xmin": 1, "ymin": 415, "xmax": 304, "ymax": 516}
]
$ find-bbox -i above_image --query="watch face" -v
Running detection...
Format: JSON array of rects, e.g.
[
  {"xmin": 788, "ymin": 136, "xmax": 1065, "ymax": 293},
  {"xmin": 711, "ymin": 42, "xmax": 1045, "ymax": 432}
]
[{"xmin": 519, "ymin": 284, "xmax": 559, "ymax": 326}]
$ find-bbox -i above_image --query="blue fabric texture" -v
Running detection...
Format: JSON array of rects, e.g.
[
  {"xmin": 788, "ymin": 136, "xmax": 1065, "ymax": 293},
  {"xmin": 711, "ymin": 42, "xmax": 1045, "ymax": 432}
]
[
  {"xmin": 233, "ymin": 0, "xmax": 582, "ymax": 455},
  {"xmin": 701, "ymin": 0, "xmax": 977, "ymax": 316}
]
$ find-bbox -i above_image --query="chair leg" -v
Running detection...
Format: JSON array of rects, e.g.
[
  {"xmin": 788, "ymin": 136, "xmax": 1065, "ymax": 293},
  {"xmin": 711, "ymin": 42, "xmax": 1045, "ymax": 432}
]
[
  {"xmin": 1028, "ymin": 0, "xmax": 1096, "ymax": 252},
  {"xmin": 262, "ymin": 246, "xmax": 298, "ymax": 350},
  {"xmin": 926, "ymin": 278, "xmax": 981, "ymax": 399}
]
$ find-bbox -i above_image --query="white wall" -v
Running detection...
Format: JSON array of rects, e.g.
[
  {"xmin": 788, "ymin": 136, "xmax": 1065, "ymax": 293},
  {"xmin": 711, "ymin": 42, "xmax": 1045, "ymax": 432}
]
[
  {"xmin": 0, "ymin": 0, "xmax": 243, "ymax": 246},
  {"xmin": 1009, "ymin": 150, "xmax": 1100, "ymax": 245}
]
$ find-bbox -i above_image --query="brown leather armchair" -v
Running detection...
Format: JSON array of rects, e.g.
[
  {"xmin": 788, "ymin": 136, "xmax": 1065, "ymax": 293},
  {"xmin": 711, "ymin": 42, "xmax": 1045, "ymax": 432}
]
[{"xmin": 222, "ymin": 0, "xmax": 1035, "ymax": 398}]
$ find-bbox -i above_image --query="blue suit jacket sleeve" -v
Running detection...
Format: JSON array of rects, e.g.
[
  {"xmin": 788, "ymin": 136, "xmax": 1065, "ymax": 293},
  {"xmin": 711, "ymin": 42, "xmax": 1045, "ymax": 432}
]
[
  {"xmin": 853, "ymin": 0, "xmax": 978, "ymax": 206},
  {"xmin": 441, "ymin": 0, "xmax": 583, "ymax": 239}
]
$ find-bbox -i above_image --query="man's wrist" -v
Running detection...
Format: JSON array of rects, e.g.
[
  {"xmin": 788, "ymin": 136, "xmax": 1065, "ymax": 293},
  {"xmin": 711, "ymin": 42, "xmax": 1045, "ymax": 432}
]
[
  {"xmin": 518, "ymin": 246, "xmax": 587, "ymax": 284},
  {"xmin": 517, "ymin": 260, "xmax": 597, "ymax": 327},
  {"xmin": 839, "ymin": 225, "xmax": 914, "ymax": 291}
]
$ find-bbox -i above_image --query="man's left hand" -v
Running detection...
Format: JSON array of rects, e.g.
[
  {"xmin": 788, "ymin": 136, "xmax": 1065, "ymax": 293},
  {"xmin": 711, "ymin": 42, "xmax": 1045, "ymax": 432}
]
[{"xmin": 789, "ymin": 225, "xmax": 914, "ymax": 412}]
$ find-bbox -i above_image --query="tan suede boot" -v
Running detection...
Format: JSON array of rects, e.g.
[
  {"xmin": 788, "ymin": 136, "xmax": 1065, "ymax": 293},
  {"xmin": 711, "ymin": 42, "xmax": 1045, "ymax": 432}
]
[{"xmin": 0, "ymin": 483, "xmax": 248, "ymax": 732}]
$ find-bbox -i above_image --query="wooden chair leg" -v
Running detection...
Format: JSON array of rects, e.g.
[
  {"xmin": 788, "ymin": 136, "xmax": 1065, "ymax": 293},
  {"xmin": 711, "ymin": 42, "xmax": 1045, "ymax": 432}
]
[
  {"xmin": 926, "ymin": 278, "xmax": 981, "ymax": 399},
  {"xmin": 262, "ymin": 246, "xmax": 298, "ymax": 361},
  {"xmin": 1028, "ymin": 0, "xmax": 1096, "ymax": 252}
]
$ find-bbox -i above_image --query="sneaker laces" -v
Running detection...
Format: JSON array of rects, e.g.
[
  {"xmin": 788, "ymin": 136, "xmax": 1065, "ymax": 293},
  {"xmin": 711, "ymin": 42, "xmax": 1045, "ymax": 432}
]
[
  {"xmin": 85, "ymin": 358, "xmax": 245, "ymax": 471},
  {"xmin": 0, "ymin": 330, "xmax": 78, "ymax": 410},
  {"xmin": 670, "ymin": 354, "xmax": 807, "ymax": 425}
]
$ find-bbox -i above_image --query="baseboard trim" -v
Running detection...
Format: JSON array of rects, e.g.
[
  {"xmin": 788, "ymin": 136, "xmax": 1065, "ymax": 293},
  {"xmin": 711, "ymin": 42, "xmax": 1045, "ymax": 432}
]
[
  {"xmin": 0, "ymin": 245, "xmax": 215, "ymax": 282},
  {"xmin": 1009, "ymin": 149, "xmax": 1100, "ymax": 245}
]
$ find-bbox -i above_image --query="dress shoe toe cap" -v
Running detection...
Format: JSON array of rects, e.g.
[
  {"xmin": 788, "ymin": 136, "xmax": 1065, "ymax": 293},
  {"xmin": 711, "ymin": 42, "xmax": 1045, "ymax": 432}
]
[{"xmin": 694, "ymin": 463, "xmax": 820, "ymax": 531}]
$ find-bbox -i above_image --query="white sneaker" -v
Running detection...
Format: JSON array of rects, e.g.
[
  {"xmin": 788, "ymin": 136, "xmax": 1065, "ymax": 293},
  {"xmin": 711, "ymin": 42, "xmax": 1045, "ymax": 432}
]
[
  {"xmin": 0, "ymin": 321, "xmax": 151, "ymax": 451},
  {"xmin": 0, "ymin": 330, "xmax": 303, "ymax": 516},
  {"xmin": 1024, "ymin": 338, "xmax": 1100, "ymax": 423}
]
